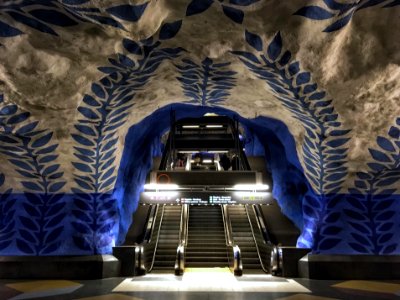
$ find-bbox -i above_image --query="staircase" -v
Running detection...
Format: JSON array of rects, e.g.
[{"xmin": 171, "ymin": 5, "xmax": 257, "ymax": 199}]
[
  {"xmin": 152, "ymin": 205, "xmax": 181, "ymax": 272},
  {"xmin": 185, "ymin": 205, "xmax": 228, "ymax": 268},
  {"xmin": 228, "ymin": 205, "xmax": 262, "ymax": 272}
]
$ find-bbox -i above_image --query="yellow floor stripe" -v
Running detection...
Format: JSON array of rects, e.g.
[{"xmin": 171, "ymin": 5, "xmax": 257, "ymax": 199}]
[
  {"xmin": 6, "ymin": 280, "xmax": 81, "ymax": 293},
  {"xmin": 332, "ymin": 280, "xmax": 400, "ymax": 294},
  {"xmin": 275, "ymin": 294, "xmax": 338, "ymax": 300}
]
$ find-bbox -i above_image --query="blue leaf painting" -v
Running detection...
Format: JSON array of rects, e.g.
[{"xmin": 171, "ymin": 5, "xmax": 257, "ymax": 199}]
[
  {"xmin": 176, "ymin": 57, "xmax": 237, "ymax": 106},
  {"xmin": 222, "ymin": 5, "xmax": 244, "ymax": 24},
  {"xmin": 233, "ymin": 31, "xmax": 350, "ymax": 195},
  {"xmin": 159, "ymin": 20, "xmax": 182, "ymax": 40},
  {"xmin": 0, "ymin": 96, "xmax": 67, "ymax": 255},
  {"xmin": 294, "ymin": 0, "xmax": 389, "ymax": 32},
  {"xmin": 0, "ymin": 175, "xmax": 16, "ymax": 252},
  {"xmin": 186, "ymin": 0, "xmax": 214, "ymax": 16}
]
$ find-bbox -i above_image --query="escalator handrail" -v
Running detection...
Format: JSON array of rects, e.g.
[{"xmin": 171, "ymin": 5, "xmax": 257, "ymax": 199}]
[
  {"xmin": 147, "ymin": 204, "xmax": 165, "ymax": 272},
  {"xmin": 254, "ymin": 204, "xmax": 274, "ymax": 245},
  {"xmin": 222, "ymin": 205, "xmax": 243, "ymax": 276},
  {"xmin": 245, "ymin": 205, "xmax": 269, "ymax": 273},
  {"xmin": 175, "ymin": 204, "xmax": 189, "ymax": 275},
  {"xmin": 142, "ymin": 204, "xmax": 158, "ymax": 243}
]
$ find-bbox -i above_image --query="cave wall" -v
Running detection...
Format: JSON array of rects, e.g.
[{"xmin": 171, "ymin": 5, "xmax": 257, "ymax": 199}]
[{"xmin": 0, "ymin": 0, "xmax": 399, "ymax": 255}]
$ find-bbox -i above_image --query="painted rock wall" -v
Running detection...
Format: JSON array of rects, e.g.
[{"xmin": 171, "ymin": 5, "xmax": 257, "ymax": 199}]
[{"xmin": 0, "ymin": 0, "xmax": 399, "ymax": 255}]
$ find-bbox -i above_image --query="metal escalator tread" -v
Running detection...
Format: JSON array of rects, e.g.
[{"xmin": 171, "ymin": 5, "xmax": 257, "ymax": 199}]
[
  {"xmin": 228, "ymin": 205, "xmax": 263, "ymax": 272},
  {"xmin": 185, "ymin": 206, "xmax": 228, "ymax": 268},
  {"xmin": 152, "ymin": 205, "xmax": 182, "ymax": 271}
]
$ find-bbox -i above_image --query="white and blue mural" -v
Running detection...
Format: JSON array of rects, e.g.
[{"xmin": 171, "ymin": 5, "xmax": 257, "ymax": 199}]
[{"xmin": 0, "ymin": 0, "xmax": 399, "ymax": 255}]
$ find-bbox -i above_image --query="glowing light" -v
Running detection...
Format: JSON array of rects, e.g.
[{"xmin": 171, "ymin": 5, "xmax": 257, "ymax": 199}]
[
  {"xmin": 202, "ymin": 159, "xmax": 213, "ymax": 163},
  {"xmin": 144, "ymin": 183, "xmax": 179, "ymax": 190},
  {"xmin": 182, "ymin": 125, "xmax": 199, "ymax": 129},
  {"xmin": 233, "ymin": 184, "xmax": 269, "ymax": 191},
  {"xmin": 206, "ymin": 124, "xmax": 223, "ymax": 128}
]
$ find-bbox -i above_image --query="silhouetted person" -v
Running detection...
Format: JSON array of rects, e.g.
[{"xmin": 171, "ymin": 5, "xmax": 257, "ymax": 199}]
[
  {"xmin": 220, "ymin": 153, "xmax": 231, "ymax": 171},
  {"xmin": 231, "ymin": 154, "xmax": 239, "ymax": 170}
]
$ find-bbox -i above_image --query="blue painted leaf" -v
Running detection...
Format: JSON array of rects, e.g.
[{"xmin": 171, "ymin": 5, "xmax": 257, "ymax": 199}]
[
  {"xmin": 31, "ymin": 132, "xmax": 53, "ymax": 148},
  {"xmin": 294, "ymin": 6, "xmax": 335, "ymax": 20},
  {"xmin": 8, "ymin": 11, "xmax": 58, "ymax": 35},
  {"xmin": 75, "ymin": 124, "xmax": 96, "ymax": 136},
  {"xmin": 9, "ymin": 159, "xmax": 34, "ymax": 171},
  {"xmin": 381, "ymin": 244, "xmax": 397, "ymax": 254},
  {"xmin": 41, "ymin": 241, "xmax": 61, "ymax": 254},
  {"xmin": 303, "ymin": 83, "xmax": 318, "ymax": 94},
  {"xmin": 347, "ymin": 197, "xmax": 366, "ymax": 211},
  {"xmin": 368, "ymin": 149, "xmax": 391, "ymax": 163},
  {"xmin": 0, "ymin": 20, "xmax": 23, "ymax": 37},
  {"xmin": 78, "ymin": 107, "xmax": 99, "ymax": 120},
  {"xmin": 49, "ymin": 172, "xmax": 63, "ymax": 180},
  {"xmin": 232, "ymin": 51, "xmax": 261, "ymax": 64},
  {"xmin": 388, "ymin": 126, "xmax": 400, "ymax": 139},
  {"xmin": 354, "ymin": 180, "xmax": 367, "ymax": 189},
  {"xmin": 72, "ymin": 210, "xmax": 92, "ymax": 223},
  {"xmin": 245, "ymin": 30, "xmax": 263, "ymax": 51},
  {"xmin": 267, "ymin": 32, "xmax": 282, "ymax": 61},
  {"xmin": 118, "ymin": 53, "xmax": 135, "ymax": 68},
  {"xmin": 348, "ymin": 221, "xmax": 371, "ymax": 234},
  {"xmin": 23, "ymin": 203, "xmax": 40, "ymax": 217},
  {"xmin": 318, "ymin": 238, "xmax": 341, "ymax": 250},
  {"xmin": 106, "ymin": 3, "xmax": 148, "ymax": 22},
  {"xmin": 16, "ymin": 239, "xmax": 35, "ymax": 254},
  {"xmin": 303, "ymin": 204, "xmax": 318, "ymax": 219},
  {"xmin": 38, "ymin": 155, "xmax": 58, "ymax": 164},
  {"xmin": 186, "ymin": 0, "xmax": 214, "ymax": 16},
  {"xmin": 323, "ymin": 11, "xmax": 354, "ymax": 32},
  {"xmin": 367, "ymin": 162, "xmax": 385, "ymax": 172},
  {"xmin": 49, "ymin": 182, "xmax": 66, "ymax": 193},
  {"xmin": 19, "ymin": 229, "xmax": 37, "ymax": 244},
  {"xmin": 82, "ymin": 94, "xmax": 101, "ymax": 107},
  {"xmin": 91, "ymin": 83, "xmax": 106, "ymax": 99},
  {"xmin": 46, "ymin": 213, "xmax": 67, "ymax": 228},
  {"xmin": 159, "ymin": 20, "xmax": 182, "ymax": 40},
  {"xmin": 349, "ymin": 242, "xmax": 369, "ymax": 253},
  {"xmin": 99, "ymin": 176, "xmax": 117, "ymax": 191},
  {"xmin": 15, "ymin": 121, "xmax": 39, "ymax": 136},
  {"xmin": 30, "ymin": 9, "xmax": 78, "ymax": 26},
  {"xmin": 288, "ymin": 62, "xmax": 300, "ymax": 75},
  {"xmin": 343, "ymin": 209, "xmax": 365, "ymax": 221},
  {"xmin": 74, "ymin": 199, "xmax": 92, "ymax": 210},
  {"xmin": 222, "ymin": 5, "xmax": 244, "ymax": 24},
  {"xmin": 20, "ymin": 216, "xmax": 39, "ymax": 231},
  {"xmin": 43, "ymin": 164, "xmax": 60, "ymax": 176},
  {"xmin": 44, "ymin": 225, "xmax": 63, "ymax": 244},
  {"xmin": 72, "ymin": 134, "xmax": 95, "ymax": 147},
  {"xmin": 373, "ymin": 200, "xmax": 394, "ymax": 211},
  {"xmin": 74, "ymin": 146, "xmax": 95, "ymax": 156},
  {"xmin": 296, "ymin": 72, "xmax": 311, "ymax": 85},
  {"xmin": 8, "ymin": 112, "xmax": 30, "ymax": 124},
  {"xmin": 351, "ymin": 233, "xmax": 372, "ymax": 246},
  {"xmin": 326, "ymin": 138, "xmax": 349, "ymax": 148},
  {"xmin": 72, "ymin": 162, "xmax": 92, "ymax": 173},
  {"xmin": 123, "ymin": 38, "xmax": 142, "ymax": 55},
  {"xmin": 378, "ymin": 233, "xmax": 393, "ymax": 244},
  {"xmin": 376, "ymin": 211, "xmax": 395, "ymax": 221},
  {"xmin": 75, "ymin": 178, "xmax": 93, "ymax": 190},
  {"xmin": 35, "ymin": 144, "xmax": 58, "ymax": 155},
  {"xmin": 329, "ymin": 129, "xmax": 351, "ymax": 136},
  {"xmin": 0, "ymin": 104, "xmax": 18, "ymax": 115},
  {"xmin": 21, "ymin": 181, "xmax": 43, "ymax": 192},
  {"xmin": 376, "ymin": 136, "xmax": 395, "ymax": 152},
  {"xmin": 230, "ymin": 0, "xmax": 260, "ymax": 5},
  {"xmin": 325, "ymin": 172, "xmax": 347, "ymax": 181},
  {"xmin": 376, "ymin": 177, "xmax": 399, "ymax": 187}
]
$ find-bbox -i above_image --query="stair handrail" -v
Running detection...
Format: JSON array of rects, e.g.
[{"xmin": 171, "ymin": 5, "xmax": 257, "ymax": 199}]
[
  {"xmin": 253, "ymin": 204, "xmax": 274, "ymax": 245},
  {"xmin": 175, "ymin": 204, "xmax": 189, "ymax": 275},
  {"xmin": 245, "ymin": 205, "xmax": 269, "ymax": 273},
  {"xmin": 146, "ymin": 204, "xmax": 165, "ymax": 273},
  {"xmin": 222, "ymin": 205, "xmax": 242, "ymax": 276},
  {"xmin": 142, "ymin": 204, "xmax": 158, "ymax": 243}
]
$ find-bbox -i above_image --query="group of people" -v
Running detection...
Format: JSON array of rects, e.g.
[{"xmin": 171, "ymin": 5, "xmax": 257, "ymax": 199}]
[
  {"xmin": 173, "ymin": 152, "xmax": 240, "ymax": 171},
  {"xmin": 219, "ymin": 153, "xmax": 239, "ymax": 171}
]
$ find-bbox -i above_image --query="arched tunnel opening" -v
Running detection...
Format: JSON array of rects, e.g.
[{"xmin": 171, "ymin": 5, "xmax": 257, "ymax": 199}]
[{"xmin": 112, "ymin": 103, "xmax": 309, "ymax": 275}]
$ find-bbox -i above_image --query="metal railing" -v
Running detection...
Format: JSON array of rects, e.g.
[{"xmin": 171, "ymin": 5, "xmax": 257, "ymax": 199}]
[
  {"xmin": 245, "ymin": 205, "xmax": 269, "ymax": 273},
  {"xmin": 222, "ymin": 205, "xmax": 242, "ymax": 276},
  {"xmin": 174, "ymin": 204, "xmax": 189, "ymax": 275}
]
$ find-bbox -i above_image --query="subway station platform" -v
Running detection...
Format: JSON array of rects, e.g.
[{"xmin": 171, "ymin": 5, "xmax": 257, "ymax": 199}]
[{"xmin": 1, "ymin": 268, "xmax": 400, "ymax": 300}]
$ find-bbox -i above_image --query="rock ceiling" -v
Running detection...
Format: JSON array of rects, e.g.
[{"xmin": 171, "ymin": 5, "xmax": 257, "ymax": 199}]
[{"xmin": 0, "ymin": 0, "xmax": 399, "ymax": 194}]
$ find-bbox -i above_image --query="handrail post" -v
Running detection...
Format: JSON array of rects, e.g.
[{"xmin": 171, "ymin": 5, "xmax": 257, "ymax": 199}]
[{"xmin": 175, "ymin": 204, "xmax": 188, "ymax": 275}]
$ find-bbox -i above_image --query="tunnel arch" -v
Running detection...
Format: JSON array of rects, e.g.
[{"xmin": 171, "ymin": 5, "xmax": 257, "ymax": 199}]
[{"xmin": 113, "ymin": 103, "xmax": 310, "ymax": 245}]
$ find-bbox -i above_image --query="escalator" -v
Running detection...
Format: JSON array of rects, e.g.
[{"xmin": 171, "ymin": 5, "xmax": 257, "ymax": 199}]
[
  {"xmin": 227, "ymin": 204, "xmax": 271, "ymax": 273},
  {"xmin": 152, "ymin": 205, "xmax": 182, "ymax": 272},
  {"xmin": 185, "ymin": 205, "xmax": 228, "ymax": 268}
]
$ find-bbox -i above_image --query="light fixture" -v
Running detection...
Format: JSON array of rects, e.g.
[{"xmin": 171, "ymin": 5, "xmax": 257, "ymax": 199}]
[
  {"xmin": 144, "ymin": 183, "xmax": 179, "ymax": 191},
  {"xmin": 206, "ymin": 125, "xmax": 223, "ymax": 128},
  {"xmin": 182, "ymin": 125, "xmax": 199, "ymax": 129},
  {"xmin": 202, "ymin": 159, "xmax": 213, "ymax": 163},
  {"xmin": 233, "ymin": 184, "xmax": 269, "ymax": 191}
]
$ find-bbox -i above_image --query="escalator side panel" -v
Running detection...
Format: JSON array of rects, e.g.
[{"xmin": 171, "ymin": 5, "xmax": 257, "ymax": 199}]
[{"xmin": 123, "ymin": 204, "xmax": 152, "ymax": 245}]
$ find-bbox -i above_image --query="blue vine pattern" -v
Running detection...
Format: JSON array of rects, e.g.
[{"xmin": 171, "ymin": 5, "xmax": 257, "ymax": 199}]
[
  {"xmin": 0, "ymin": 94, "xmax": 66, "ymax": 255},
  {"xmin": 0, "ymin": 172, "xmax": 15, "ymax": 252},
  {"xmin": 343, "ymin": 118, "xmax": 400, "ymax": 254},
  {"xmin": 176, "ymin": 57, "xmax": 236, "ymax": 106},
  {"xmin": 294, "ymin": 0, "xmax": 400, "ymax": 32},
  {"xmin": 0, "ymin": 0, "xmax": 148, "ymax": 38},
  {"xmin": 186, "ymin": 0, "xmax": 260, "ymax": 24},
  {"xmin": 71, "ymin": 20, "xmax": 184, "ymax": 253},
  {"xmin": 233, "ymin": 30, "xmax": 351, "ymax": 195}
]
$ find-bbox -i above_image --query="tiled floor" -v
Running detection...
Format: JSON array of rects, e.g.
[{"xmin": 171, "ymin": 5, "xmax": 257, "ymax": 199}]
[{"xmin": 1, "ymin": 268, "xmax": 400, "ymax": 300}]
